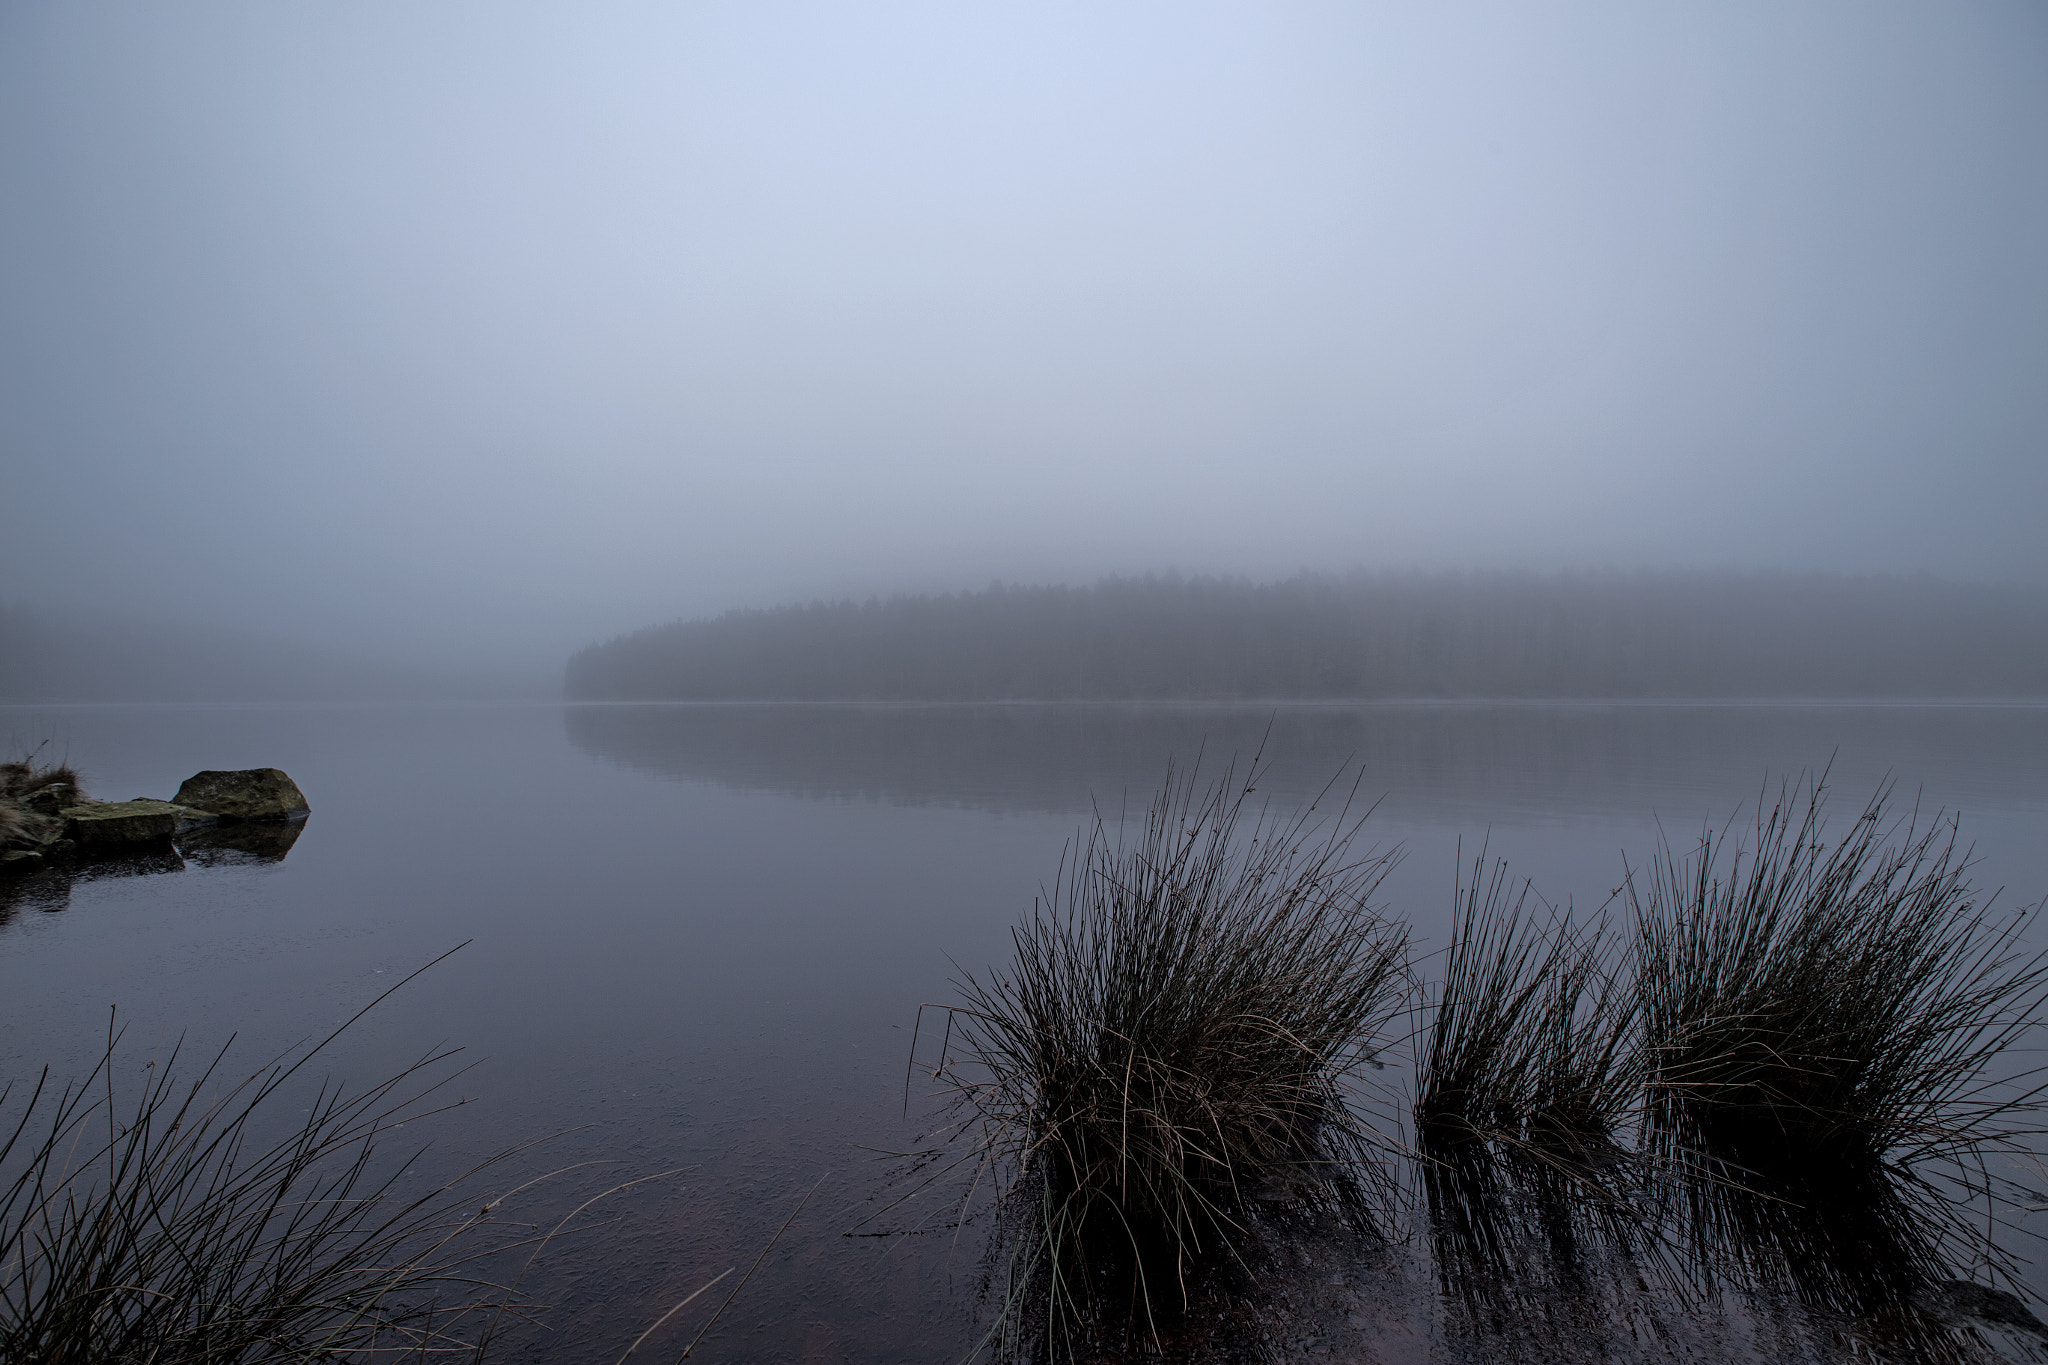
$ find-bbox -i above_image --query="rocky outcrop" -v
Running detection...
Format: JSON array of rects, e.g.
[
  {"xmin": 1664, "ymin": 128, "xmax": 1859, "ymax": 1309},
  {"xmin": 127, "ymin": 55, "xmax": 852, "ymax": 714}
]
[
  {"xmin": 2, "ymin": 762, "xmax": 310, "ymax": 881},
  {"xmin": 171, "ymin": 769, "xmax": 311, "ymax": 824},
  {"xmin": 62, "ymin": 799, "xmax": 184, "ymax": 852}
]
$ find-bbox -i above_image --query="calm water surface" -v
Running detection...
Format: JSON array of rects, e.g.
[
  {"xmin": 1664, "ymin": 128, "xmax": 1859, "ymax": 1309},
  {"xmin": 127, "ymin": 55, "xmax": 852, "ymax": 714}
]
[{"xmin": 3, "ymin": 702, "xmax": 2046, "ymax": 1362}]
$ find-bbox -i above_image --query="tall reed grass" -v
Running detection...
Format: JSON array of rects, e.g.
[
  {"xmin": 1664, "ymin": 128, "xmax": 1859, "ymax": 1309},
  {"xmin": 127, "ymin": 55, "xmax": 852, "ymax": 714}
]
[
  {"xmin": 931, "ymin": 761, "xmax": 1408, "ymax": 1358},
  {"xmin": 1630, "ymin": 778, "xmax": 2048, "ymax": 1176},
  {"xmin": 1414, "ymin": 851, "xmax": 1635, "ymax": 1164},
  {"xmin": 1412, "ymin": 853, "xmax": 1654, "ymax": 1318}
]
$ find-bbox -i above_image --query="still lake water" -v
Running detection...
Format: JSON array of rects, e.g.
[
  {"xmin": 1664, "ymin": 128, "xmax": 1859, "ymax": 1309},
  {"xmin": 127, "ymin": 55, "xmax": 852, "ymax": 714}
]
[{"xmin": 3, "ymin": 701, "xmax": 2047, "ymax": 1362}]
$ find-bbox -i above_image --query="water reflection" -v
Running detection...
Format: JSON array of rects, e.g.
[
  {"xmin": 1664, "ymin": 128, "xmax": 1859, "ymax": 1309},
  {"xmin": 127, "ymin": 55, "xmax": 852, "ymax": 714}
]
[
  {"xmin": 1422, "ymin": 1146, "xmax": 1660, "ymax": 1301},
  {"xmin": 2, "ymin": 702, "xmax": 2043, "ymax": 1363},
  {"xmin": 564, "ymin": 702, "xmax": 2048, "ymax": 821},
  {"xmin": 0, "ymin": 847, "xmax": 183, "ymax": 921},
  {"xmin": 1416, "ymin": 1135, "xmax": 2048, "ymax": 1364},
  {"xmin": 0, "ymin": 818, "xmax": 304, "ymax": 926},
  {"xmin": 0, "ymin": 867, "xmax": 75, "ymax": 919},
  {"xmin": 178, "ymin": 818, "xmax": 305, "ymax": 867}
]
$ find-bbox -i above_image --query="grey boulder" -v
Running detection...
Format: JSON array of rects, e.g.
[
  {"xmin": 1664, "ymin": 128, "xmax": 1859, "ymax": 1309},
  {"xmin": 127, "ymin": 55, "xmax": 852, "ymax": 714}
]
[{"xmin": 171, "ymin": 769, "xmax": 310, "ymax": 824}]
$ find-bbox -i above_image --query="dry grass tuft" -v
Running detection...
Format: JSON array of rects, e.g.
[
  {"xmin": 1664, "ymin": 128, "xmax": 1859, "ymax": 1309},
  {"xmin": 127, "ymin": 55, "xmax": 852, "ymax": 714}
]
[
  {"xmin": 0, "ymin": 744, "xmax": 85, "ymax": 809},
  {"xmin": 0, "ymin": 745, "xmax": 84, "ymax": 854}
]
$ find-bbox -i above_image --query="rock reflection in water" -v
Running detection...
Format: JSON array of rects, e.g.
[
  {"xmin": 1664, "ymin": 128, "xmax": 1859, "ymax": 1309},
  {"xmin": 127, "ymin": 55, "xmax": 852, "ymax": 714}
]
[
  {"xmin": 0, "ymin": 845, "xmax": 186, "ymax": 922},
  {"xmin": 177, "ymin": 817, "xmax": 306, "ymax": 867},
  {"xmin": 0, "ymin": 866, "xmax": 77, "ymax": 920},
  {"xmin": 0, "ymin": 819, "xmax": 303, "ymax": 928}
]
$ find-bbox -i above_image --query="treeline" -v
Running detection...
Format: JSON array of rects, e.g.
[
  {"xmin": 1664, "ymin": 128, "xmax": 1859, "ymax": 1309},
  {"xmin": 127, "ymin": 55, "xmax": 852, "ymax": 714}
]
[{"xmin": 563, "ymin": 571, "xmax": 2048, "ymax": 701}]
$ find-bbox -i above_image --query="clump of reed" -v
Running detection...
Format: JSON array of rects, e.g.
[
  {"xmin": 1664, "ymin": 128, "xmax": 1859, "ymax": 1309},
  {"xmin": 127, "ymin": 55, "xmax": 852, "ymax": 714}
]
[
  {"xmin": 1408, "ymin": 779, "xmax": 2048, "ymax": 1342},
  {"xmin": 933, "ymin": 761, "xmax": 1408, "ymax": 1357},
  {"xmin": 1414, "ymin": 851, "xmax": 1636, "ymax": 1164},
  {"xmin": 1629, "ymin": 777, "xmax": 2048, "ymax": 1178},
  {"xmin": 1412, "ymin": 853, "xmax": 1651, "ymax": 1313},
  {"xmin": 912, "ymin": 763, "xmax": 2048, "ymax": 1356},
  {"xmin": 0, "ymin": 956, "xmax": 642, "ymax": 1363}
]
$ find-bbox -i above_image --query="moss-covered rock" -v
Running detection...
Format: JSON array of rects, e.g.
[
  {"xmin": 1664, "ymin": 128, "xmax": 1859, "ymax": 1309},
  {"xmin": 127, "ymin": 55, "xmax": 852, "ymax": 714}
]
[
  {"xmin": 171, "ymin": 769, "xmax": 310, "ymax": 824},
  {"xmin": 62, "ymin": 800, "xmax": 183, "ymax": 852}
]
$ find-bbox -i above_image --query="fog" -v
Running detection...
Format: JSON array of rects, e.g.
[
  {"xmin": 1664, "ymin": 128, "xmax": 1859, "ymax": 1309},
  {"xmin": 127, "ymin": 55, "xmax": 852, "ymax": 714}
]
[{"xmin": 3, "ymin": 1, "xmax": 2045, "ymax": 680}]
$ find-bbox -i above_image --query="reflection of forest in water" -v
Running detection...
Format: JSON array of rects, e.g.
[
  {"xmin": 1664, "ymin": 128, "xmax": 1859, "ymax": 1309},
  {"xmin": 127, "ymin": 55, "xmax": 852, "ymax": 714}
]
[
  {"xmin": 0, "ymin": 819, "xmax": 303, "ymax": 924},
  {"xmin": 563, "ymin": 701, "xmax": 2048, "ymax": 821}
]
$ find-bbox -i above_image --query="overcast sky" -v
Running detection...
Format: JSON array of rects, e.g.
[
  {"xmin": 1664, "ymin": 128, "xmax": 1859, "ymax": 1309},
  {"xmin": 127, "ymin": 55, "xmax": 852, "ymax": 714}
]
[{"xmin": 3, "ymin": 1, "xmax": 2044, "ymax": 671}]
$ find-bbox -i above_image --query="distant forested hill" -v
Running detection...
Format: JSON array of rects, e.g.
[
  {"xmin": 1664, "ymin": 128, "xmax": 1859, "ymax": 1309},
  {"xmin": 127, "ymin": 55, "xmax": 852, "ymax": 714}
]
[{"xmin": 563, "ymin": 572, "xmax": 2048, "ymax": 701}]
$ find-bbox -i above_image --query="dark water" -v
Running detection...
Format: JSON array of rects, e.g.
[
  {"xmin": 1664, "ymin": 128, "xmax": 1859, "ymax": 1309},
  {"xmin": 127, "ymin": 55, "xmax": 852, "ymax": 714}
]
[{"xmin": 3, "ymin": 701, "xmax": 2047, "ymax": 1362}]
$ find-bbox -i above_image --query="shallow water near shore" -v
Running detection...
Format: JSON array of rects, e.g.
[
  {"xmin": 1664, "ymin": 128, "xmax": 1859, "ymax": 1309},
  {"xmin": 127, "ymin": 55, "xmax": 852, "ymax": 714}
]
[{"xmin": 3, "ymin": 700, "xmax": 2048, "ymax": 1362}]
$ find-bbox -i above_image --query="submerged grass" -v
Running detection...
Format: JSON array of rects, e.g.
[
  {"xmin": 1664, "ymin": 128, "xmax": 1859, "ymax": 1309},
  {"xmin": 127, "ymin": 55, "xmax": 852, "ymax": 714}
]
[{"xmin": 931, "ymin": 759, "xmax": 1408, "ymax": 1359}]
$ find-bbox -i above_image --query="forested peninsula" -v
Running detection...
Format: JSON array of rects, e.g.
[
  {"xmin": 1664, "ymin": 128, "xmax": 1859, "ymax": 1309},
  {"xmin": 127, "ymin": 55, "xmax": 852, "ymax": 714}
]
[{"xmin": 563, "ymin": 572, "xmax": 2048, "ymax": 702}]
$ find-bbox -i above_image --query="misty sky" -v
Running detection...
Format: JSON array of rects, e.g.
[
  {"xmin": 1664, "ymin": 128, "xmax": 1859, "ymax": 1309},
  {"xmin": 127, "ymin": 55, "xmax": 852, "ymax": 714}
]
[{"xmin": 3, "ymin": 1, "xmax": 2044, "ymax": 671}]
